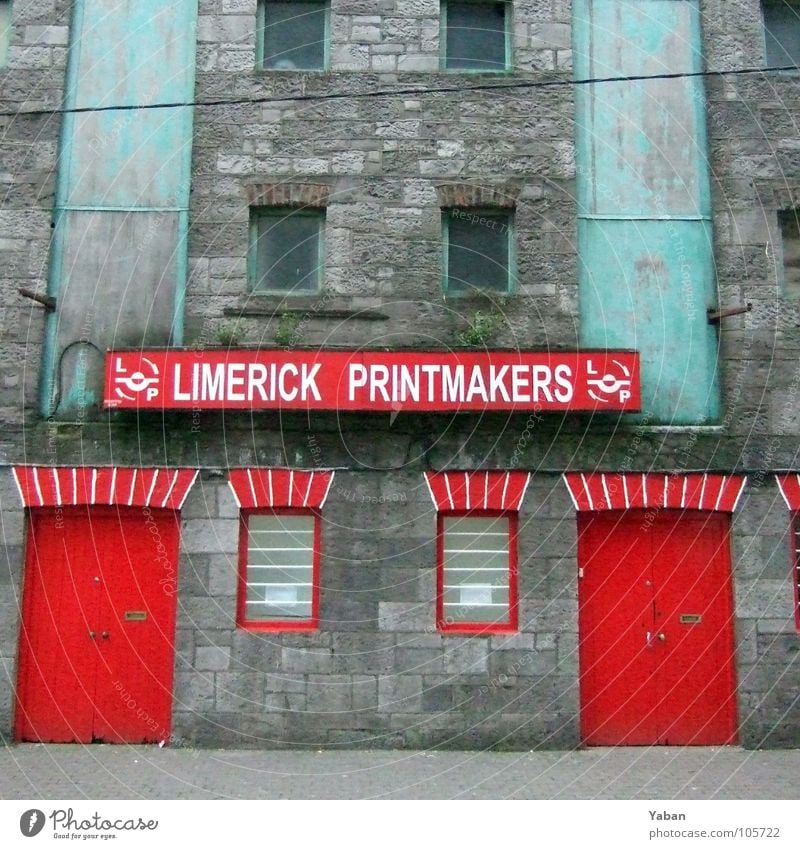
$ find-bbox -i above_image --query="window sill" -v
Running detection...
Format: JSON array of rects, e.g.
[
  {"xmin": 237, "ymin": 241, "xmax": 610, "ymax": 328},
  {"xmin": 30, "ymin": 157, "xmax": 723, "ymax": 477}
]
[{"xmin": 237, "ymin": 621, "xmax": 319, "ymax": 633}]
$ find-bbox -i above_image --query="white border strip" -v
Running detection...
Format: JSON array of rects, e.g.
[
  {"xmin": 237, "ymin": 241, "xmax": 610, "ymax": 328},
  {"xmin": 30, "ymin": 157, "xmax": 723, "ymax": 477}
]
[
  {"xmin": 515, "ymin": 472, "xmax": 532, "ymax": 511},
  {"xmin": 423, "ymin": 471, "xmax": 437, "ymax": 508},
  {"xmin": 161, "ymin": 469, "xmax": 180, "ymax": 509},
  {"xmin": 177, "ymin": 471, "xmax": 200, "ymax": 510},
  {"xmin": 776, "ymin": 476, "xmax": 793, "ymax": 510},
  {"xmin": 580, "ymin": 473, "xmax": 594, "ymax": 511},
  {"xmin": 11, "ymin": 467, "xmax": 26, "ymax": 507},
  {"xmin": 52, "ymin": 468, "xmax": 62, "ymax": 507},
  {"xmin": 562, "ymin": 475, "xmax": 580, "ymax": 511},
  {"xmin": 32, "ymin": 468, "xmax": 44, "ymax": 507},
  {"xmin": 731, "ymin": 476, "xmax": 748, "ymax": 513},
  {"xmin": 318, "ymin": 472, "xmax": 335, "ymax": 509}
]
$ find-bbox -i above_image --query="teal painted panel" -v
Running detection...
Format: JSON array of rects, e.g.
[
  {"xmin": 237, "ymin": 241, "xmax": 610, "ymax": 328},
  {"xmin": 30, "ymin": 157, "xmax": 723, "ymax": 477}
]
[
  {"xmin": 44, "ymin": 0, "xmax": 197, "ymax": 415},
  {"xmin": 60, "ymin": 0, "xmax": 197, "ymax": 208},
  {"xmin": 65, "ymin": 107, "xmax": 194, "ymax": 207},
  {"xmin": 579, "ymin": 218, "xmax": 720, "ymax": 424},
  {"xmin": 573, "ymin": 0, "xmax": 711, "ymax": 217}
]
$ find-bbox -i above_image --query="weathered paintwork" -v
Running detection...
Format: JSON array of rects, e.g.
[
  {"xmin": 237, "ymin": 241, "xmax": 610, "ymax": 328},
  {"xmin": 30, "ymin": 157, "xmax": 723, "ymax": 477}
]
[
  {"xmin": 574, "ymin": 0, "xmax": 720, "ymax": 423},
  {"xmin": 43, "ymin": 1, "xmax": 197, "ymax": 417}
]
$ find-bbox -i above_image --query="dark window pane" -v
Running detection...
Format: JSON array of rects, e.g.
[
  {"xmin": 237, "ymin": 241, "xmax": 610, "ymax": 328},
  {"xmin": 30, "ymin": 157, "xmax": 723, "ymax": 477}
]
[
  {"xmin": 446, "ymin": 2, "xmax": 507, "ymax": 71},
  {"xmin": 263, "ymin": 1, "xmax": 326, "ymax": 70},
  {"xmin": 253, "ymin": 212, "xmax": 322, "ymax": 293},
  {"xmin": 764, "ymin": 3, "xmax": 800, "ymax": 67},
  {"xmin": 447, "ymin": 211, "xmax": 510, "ymax": 293}
]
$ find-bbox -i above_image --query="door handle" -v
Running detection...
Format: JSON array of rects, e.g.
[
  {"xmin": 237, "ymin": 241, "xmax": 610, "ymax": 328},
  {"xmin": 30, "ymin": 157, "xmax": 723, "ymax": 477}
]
[
  {"xmin": 88, "ymin": 631, "xmax": 96, "ymax": 639},
  {"xmin": 101, "ymin": 631, "xmax": 109, "ymax": 639},
  {"xmin": 658, "ymin": 633, "xmax": 666, "ymax": 642}
]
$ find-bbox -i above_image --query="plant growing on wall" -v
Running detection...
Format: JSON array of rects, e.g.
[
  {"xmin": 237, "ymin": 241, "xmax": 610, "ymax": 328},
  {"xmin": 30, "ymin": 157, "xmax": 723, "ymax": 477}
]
[
  {"xmin": 274, "ymin": 312, "xmax": 302, "ymax": 348},
  {"xmin": 215, "ymin": 319, "xmax": 246, "ymax": 347},
  {"xmin": 456, "ymin": 306, "xmax": 507, "ymax": 347}
]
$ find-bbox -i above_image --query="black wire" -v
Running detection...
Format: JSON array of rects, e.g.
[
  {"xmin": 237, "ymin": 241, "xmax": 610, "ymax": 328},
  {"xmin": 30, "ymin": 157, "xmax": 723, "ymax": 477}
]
[{"xmin": 0, "ymin": 64, "xmax": 798, "ymax": 120}]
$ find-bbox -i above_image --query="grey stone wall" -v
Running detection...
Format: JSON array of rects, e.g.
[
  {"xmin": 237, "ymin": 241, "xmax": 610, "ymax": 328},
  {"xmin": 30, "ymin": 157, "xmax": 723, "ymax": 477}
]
[
  {"xmin": 187, "ymin": 0, "xmax": 577, "ymax": 352},
  {"xmin": 0, "ymin": 0, "xmax": 70, "ymax": 426},
  {"xmin": 0, "ymin": 469, "xmax": 24, "ymax": 741},
  {"xmin": 172, "ymin": 471, "xmax": 579, "ymax": 748}
]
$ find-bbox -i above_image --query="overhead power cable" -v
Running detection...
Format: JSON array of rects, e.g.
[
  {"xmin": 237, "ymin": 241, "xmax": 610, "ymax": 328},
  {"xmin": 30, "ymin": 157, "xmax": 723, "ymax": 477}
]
[{"xmin": 0, "ymin": 64, "xmax": 797, "ymax": 119}]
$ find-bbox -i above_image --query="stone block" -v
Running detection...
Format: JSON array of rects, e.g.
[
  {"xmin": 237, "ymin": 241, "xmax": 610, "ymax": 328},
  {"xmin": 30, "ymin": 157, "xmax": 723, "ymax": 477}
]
[
  {"xmin": 281, "ymin": 646, "xmax": 334, "ymax": 673},
  {"xmin": 195, "ymin": 645, "xmax": 231, "ymax": 671},
  {"xmin": 378, "ymin": 674, "xmax": 423, "ymax": 712},
  {"xmin": 307, "ymin": 674, "xmax": 353, "ymax": 712}
]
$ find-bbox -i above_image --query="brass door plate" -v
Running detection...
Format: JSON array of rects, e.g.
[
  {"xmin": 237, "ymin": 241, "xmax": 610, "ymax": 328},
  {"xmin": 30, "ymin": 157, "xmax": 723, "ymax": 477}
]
[{"xmin": 680, "ymin": 614, "xmax": 702, "ymax": 624}]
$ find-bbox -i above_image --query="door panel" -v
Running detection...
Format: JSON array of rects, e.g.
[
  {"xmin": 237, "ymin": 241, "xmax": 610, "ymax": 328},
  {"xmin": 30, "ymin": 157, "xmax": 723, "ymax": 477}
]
[
  {"xmin": 654, "ymin": 514, "xmax": 738, "ymax": 744},
  {"xmin": 578, "ymin": 514, "xmax": 659, "ymax": 745},
  {"xmin": 578, "ymin": 510, "xmax": 738, "ymax": 746},
  {"xmin": 15, "ymin": 510, "xmax": 99, "ymax": 742},
  {"xmin": 16, "ymin": 507, "xmax": 179, "ymax": 744},
  {"xmin": 92, "ymin": 510, "xmax": 179, "ymax": 743}
]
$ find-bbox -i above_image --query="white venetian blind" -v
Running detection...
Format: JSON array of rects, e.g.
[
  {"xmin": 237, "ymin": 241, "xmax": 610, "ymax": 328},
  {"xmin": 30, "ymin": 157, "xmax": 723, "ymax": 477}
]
[
  {"xmin": 442, "ymin": 515, "xmax": 510, "ymax": 624},
  {"xmin": 245, "ymin": 513, "xmax": 314, "ymax": 621}
]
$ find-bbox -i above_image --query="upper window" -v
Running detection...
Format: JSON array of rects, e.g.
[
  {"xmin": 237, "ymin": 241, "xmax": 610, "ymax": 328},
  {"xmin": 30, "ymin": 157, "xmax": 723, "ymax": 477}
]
[
  {"xmin": 442, "ymin": 0, "xmax": 510, "ymax": 72},
  {"xmin": 763, "ymin": 1, "xmax": 800, "ymax": 69},
  {"xmin": 249, "ymin": 208, "xmax": 324, "ymax": 294},
  {"xmin": 443, "ymin": 208, "xmax": 513, "ymax": 294},
  {"xmin": 438, "ymin": 514, "xmax": 518, "ymax": 633},
  {"xmin": 778, "ymin": 209, "xmax": 800, "ymax": 297},
  {"xmin": 239, "ymin": 510, "xmax": 320, "ymax": 630},
  {"xmin": 0, "ymin": 1, "xmax": 12, "ymax": 69},
  {"xmin": 258, "ymin": 0, "xmax": 328, "ymax": 70}
]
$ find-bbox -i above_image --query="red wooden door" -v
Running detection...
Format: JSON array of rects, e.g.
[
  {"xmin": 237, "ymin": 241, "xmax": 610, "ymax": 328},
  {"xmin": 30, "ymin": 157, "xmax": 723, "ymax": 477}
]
[
  {"xmin": 578, "ymin": 511, "xmax": 738, "ymax": 746},
  {"xmin": 15, "ymin": 507, "xmax": 179, "ymax": 743}
]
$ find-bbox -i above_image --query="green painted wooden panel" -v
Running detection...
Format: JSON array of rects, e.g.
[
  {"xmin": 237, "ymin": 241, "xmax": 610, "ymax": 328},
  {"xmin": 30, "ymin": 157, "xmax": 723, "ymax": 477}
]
[
  {"xmin": 579, "ymin": 218, "xmax": 719, "ymax": 424},
  {"xmin": 574, "ymin": 0, "xmax": 720, "ymax": 424},
  {"xmin": 573, "ymin": 0, "xmax": 711, "ymax": 218},
  {"xmin": 60, "ymin": 0, "xmax": 197, "ymax": 208},
  {"xmin": 44, "ymin": 1, "xmax": 197, "ymax": 416}
]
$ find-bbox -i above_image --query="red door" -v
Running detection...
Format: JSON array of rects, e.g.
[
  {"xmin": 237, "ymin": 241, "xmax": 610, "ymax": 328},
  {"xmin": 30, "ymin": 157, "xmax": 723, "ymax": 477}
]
[
  {"xmin": 578, "ymin": 511, "xmax": 738, "ymax": 746},
  {"xmin": 15, "ymin": 507, "xmax": 179, "ymax": 743}
]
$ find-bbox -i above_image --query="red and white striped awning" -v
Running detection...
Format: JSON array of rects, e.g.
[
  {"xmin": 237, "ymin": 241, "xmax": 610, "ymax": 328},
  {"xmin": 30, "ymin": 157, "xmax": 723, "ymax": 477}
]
[
  {"xmin": 776, "ymin": 474, "xmax": 800, "ymax": 510},
  {"xmin": 12, "ymin": 466, "xmax": 199, "ymax": 510},
  {"xmin": 563, "ymin": 472, "xmax": 747, "ymax": 513},
  {"xmin": 424, "ymin": 471, "xmax": 530, "ymax": 511},
  {"xmin": 228, "ymin": 468, "xmax": 335, "ymax": 509}
]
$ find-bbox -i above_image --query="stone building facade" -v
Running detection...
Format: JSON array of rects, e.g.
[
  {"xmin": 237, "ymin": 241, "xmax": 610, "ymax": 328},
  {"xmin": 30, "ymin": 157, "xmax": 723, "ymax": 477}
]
[{"xmin": 0, "ymin": 0, "xmax": 798, "ymax": 749}]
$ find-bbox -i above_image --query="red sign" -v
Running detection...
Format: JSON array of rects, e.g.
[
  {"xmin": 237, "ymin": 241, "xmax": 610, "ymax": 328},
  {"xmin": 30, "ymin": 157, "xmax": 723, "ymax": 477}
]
[{"xmin": 104, "ymin": 350, "xmax": 640, "ymax": 412}]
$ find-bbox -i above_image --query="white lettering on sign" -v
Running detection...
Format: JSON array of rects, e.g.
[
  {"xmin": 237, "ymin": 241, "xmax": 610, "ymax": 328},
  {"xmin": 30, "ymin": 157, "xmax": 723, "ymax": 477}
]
[
  {"xmin": 173, "ymin": 362, "xmax": 322, "ymax": 403},
  {"xmin": 342, "ymin": 363, "xmax": 576, "ymax": 404},
  {"xmin": 107, "ymin": 350, "xmax": 640, "ymax": 411}
]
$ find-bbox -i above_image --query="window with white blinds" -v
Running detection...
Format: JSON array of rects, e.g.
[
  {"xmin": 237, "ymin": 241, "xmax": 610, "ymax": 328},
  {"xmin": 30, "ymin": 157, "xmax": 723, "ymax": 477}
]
[
  {"xmin": 241, "ymin": 512, "xmax": 316, "ymax": 626},
  {"xmin": 440, "ymin": 514, "xmax": 516, "ymax": 631}
]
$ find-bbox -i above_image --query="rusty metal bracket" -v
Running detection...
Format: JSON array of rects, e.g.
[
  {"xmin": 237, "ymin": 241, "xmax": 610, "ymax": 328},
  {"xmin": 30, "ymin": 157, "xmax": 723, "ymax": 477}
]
[
  {"xmin": 18, "ymin": 288, "xmax": 56, "ymax": 312},
  {"xmin": 707, "ymin": 303, "xmax": 752, "ymax": 324}
]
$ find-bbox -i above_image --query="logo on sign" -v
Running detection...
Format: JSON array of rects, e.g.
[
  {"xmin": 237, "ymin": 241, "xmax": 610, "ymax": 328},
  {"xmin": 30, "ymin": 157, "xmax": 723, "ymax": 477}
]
[
  {"xmin": 20, "ymin": 809, "xmax": 46, "ymax": 837},
  {"xmin": 586, "ymin": 359, "xmax": 632, "ymax": 404},
  {"xmin": 113, "ymin": 357, "xmax": 160, "ymax": 402}
]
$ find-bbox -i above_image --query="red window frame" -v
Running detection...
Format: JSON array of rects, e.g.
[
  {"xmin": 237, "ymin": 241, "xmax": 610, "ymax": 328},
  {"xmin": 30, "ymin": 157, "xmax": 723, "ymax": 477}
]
[
  {"xmin": 237, "ymin": 507, "xmax": 321, "ymax": 632},
  {"xmin": 436, "ymin": 509, "xmax": 519, "ymax": 634},
  {"xmin": 792, "ymin": 513, "xmax": 800, "ymax": 632}
]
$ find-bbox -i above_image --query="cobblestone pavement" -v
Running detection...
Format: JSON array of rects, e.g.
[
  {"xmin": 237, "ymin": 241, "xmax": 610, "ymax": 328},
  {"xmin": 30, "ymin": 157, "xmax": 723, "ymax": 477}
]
[{"xmin": 0, "ymin": 745, "xmax": 798, "ymax": 799}]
